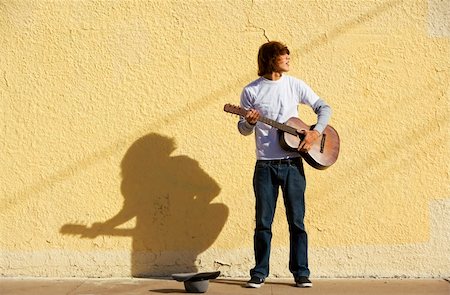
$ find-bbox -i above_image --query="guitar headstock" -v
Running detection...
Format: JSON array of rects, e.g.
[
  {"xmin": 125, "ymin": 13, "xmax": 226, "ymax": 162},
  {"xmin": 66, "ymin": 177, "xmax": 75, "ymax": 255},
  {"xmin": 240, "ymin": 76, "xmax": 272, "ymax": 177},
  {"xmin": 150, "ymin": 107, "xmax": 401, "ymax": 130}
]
[
  {"xmin": 60, "ymin": 223, "xmax": 103, "ymax": 238},
  {"xmin": 60, "ymin": 223, "xmax": 90, "ymax": 236},
  {"xmin": 223, "ymin": 103, "xmax": 246, "ymax": 116}
]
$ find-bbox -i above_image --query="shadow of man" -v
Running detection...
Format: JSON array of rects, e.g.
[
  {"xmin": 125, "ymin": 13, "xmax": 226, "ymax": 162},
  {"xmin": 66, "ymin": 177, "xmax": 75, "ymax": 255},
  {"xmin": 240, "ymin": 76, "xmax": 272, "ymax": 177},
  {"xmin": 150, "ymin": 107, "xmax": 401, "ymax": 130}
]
[{"xmin": 61, "ymin": 133, "xmax": 229, "ymax": 277}]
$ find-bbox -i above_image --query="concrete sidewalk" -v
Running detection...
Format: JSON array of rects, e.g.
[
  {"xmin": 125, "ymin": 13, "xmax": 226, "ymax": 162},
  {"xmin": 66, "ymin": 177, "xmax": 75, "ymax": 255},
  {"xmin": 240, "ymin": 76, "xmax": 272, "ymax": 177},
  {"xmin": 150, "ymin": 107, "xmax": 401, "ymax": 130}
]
[{"xmin": 1, "ymin": 277, "xmax": 449, "ymax": 295}]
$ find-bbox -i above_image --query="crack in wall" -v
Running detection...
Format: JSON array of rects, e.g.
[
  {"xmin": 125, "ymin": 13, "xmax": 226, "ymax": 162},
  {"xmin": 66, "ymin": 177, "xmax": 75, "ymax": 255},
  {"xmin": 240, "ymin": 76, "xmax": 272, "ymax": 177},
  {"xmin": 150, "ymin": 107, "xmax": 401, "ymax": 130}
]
[
  {"xmin": 247, "ymin": 0, "xmax": 270, "ymax": 42},
  {"xmin": 251, "ymin": 24, "xmax": 270, "ymax": 42}
]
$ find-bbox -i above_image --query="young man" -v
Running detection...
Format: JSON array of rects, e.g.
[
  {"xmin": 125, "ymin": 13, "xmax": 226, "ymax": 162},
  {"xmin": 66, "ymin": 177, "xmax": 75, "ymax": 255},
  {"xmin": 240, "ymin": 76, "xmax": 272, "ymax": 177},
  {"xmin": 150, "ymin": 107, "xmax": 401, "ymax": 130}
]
[{"xmin": 238, "ymin": 41, "xmax": 331, "ymax": 288}]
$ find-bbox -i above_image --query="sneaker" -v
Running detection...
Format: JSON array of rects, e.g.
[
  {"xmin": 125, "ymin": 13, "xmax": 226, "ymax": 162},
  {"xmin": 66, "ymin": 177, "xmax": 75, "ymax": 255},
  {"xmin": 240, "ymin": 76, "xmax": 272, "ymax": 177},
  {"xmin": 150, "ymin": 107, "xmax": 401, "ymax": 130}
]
[
  {"xmin": 295, "ymin": 276, "xmax": 312, "ymax": 288},
  {"xmin": 246, "ymin": 276, "xmax": 265, "ymax": 288}
]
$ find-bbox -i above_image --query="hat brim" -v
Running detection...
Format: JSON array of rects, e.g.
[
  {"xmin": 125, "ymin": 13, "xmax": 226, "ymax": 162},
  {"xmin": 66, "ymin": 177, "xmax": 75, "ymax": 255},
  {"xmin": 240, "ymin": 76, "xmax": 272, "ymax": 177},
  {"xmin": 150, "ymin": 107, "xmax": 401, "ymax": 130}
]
[{"xmin": 172, "ymin": 271, "xmax": 221, "ymax": 282}]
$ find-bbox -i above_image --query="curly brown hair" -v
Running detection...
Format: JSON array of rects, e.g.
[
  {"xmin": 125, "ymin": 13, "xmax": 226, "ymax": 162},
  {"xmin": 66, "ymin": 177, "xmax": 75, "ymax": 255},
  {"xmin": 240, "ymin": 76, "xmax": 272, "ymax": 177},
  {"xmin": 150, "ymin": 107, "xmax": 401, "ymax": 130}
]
[{"xmin": 257, "ymin": 41, "xmax": 290, "ymax": 76}]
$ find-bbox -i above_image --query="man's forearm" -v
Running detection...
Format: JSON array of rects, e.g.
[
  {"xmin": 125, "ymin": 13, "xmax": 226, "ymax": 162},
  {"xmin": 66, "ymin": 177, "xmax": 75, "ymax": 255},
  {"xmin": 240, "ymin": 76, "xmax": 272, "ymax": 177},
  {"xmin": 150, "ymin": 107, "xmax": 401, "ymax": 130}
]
[
  {"xmin": 312, "ymin": 99, "xmax": 332, "ymax": 134},
  {"xmin": 238, "ymin": 119, "xmax": 255, "ymax": 135}
]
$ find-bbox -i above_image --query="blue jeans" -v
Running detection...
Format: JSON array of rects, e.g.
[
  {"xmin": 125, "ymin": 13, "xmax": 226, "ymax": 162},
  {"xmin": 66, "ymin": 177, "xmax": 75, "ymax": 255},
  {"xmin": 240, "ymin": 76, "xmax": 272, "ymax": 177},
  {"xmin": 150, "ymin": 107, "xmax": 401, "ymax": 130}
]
[{"xmin": 250, "ymin": 158, "xmax": 310, "ymax": 279}]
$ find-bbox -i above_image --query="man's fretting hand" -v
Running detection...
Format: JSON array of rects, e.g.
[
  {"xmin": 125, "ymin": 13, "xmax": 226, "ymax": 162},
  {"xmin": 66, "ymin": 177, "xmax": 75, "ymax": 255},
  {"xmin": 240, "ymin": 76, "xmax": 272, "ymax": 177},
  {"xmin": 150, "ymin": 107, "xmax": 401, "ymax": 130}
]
[{"xmin": 245, "ymin": 109, "xmax": 260, "ymax": 125}]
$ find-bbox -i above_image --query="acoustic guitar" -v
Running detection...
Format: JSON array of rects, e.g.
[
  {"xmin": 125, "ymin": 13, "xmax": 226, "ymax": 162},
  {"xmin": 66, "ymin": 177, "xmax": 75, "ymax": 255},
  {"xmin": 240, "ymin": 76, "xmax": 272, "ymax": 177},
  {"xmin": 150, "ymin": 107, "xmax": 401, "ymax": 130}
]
[{"xmin": 224, "ymin": 103, "xmax": 340, "ymax": 170}]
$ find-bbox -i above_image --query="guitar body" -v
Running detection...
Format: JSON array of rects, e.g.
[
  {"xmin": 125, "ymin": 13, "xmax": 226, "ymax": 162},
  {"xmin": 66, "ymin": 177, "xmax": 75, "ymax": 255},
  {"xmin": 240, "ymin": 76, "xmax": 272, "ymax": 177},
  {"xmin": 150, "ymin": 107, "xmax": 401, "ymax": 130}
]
[
  {"xmin": 279, "ymin": 117, "xmax": 340, "ymax": 170},
  {"xmin": 223, "ymin": 104, "xmax": 340, "ymax": 170}
]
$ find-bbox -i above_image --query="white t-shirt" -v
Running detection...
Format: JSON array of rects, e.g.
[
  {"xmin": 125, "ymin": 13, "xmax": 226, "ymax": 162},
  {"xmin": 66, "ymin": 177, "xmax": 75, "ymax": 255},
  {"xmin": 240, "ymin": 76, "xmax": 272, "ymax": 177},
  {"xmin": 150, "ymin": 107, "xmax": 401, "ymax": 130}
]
[{"xmin": 238, "ymin": 75, "xmax": 324, "ymax": 160}]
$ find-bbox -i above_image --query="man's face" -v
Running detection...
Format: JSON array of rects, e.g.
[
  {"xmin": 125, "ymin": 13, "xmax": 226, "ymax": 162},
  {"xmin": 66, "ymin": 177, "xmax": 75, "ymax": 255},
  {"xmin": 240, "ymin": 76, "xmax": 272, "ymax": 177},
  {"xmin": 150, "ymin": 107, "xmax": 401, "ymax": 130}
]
[{"xmin": 275, "ymin": 53, "xmax": 290, "ymax": 73}]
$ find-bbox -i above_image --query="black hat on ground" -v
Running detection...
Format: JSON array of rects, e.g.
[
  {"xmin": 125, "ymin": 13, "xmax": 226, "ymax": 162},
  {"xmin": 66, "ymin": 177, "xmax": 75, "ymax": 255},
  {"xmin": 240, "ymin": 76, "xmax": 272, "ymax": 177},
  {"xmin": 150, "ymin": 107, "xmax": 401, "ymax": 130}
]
[{"xmin": 172, "ymin": 271, "xmax": 221, "ymax": 293}]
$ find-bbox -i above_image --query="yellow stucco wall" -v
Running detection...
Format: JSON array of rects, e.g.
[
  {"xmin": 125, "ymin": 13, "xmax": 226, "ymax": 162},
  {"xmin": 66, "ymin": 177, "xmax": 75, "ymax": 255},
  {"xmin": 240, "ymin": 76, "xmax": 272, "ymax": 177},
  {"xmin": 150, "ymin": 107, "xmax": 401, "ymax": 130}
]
[{"xmin": 1, "ymin": 0, "xmax": 449, "ymax": 278}]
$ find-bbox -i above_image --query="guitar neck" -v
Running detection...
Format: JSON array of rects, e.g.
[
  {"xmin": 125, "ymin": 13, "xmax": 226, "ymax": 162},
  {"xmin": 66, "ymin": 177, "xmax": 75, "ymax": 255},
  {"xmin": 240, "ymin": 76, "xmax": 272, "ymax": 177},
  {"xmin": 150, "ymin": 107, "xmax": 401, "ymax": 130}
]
[
  {"xmin": 258, "ymin": 116, "xmax": 298, "ymax": 136},
  {"xmin": 223, "ymin": 104, "xmax": 298, "ymax": 136}
]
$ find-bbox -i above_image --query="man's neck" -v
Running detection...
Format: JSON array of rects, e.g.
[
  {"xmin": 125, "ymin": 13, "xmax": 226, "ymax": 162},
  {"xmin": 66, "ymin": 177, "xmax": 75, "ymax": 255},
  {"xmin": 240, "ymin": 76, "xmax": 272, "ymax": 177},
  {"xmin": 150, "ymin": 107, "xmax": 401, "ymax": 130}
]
[{"xmin": 263, "ymin": 72, "xmax": 283, "ymax": 81}]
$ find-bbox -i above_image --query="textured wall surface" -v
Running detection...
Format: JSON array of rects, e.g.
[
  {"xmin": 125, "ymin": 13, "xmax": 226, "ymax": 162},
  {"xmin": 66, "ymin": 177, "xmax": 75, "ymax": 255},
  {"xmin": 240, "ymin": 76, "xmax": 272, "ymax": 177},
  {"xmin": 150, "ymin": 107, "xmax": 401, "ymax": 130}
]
[{"xmin": 1, "ymin": 0, "xmax": 449, "ymax": 278}]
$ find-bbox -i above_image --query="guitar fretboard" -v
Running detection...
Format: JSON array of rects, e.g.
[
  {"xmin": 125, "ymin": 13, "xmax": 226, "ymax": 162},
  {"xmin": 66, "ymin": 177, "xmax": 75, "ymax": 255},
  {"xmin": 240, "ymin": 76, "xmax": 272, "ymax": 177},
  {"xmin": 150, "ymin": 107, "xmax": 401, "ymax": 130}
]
[
  {"xmin": 258, "ymin": 116, "xmax": 298, "ymax": 135},
  {"xmin": 224, "ymin": 104, "xmax": 298, "ymax": 136}
]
